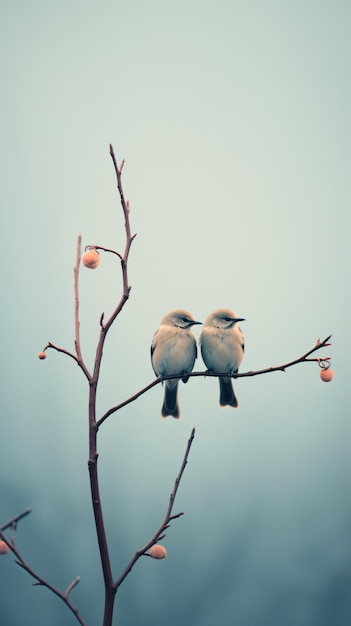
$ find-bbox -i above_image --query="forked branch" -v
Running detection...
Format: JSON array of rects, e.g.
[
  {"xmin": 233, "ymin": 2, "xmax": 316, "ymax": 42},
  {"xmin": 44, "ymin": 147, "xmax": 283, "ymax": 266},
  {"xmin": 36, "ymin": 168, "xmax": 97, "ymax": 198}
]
[
  {"xmin": 35, "ymin": 146, "xmax": 139, "ymax": 626},
  {"xmin": 0, "ymin": 508, "xmax": 31, "ymax": 532},
  {"xmin": 114, "ymin": 427, "xmax": 195, "ymax": 589},
  {"xmin": 0, "ymin": 529, "xmax": 87, "ymax": 626}
]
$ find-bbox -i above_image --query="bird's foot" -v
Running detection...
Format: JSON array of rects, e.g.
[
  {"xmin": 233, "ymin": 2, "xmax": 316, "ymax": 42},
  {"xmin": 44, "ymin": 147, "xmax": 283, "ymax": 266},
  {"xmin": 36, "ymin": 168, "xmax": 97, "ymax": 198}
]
[{"xmin": 228, "ymin": 369, "xmax": 238, "ymax": 377}]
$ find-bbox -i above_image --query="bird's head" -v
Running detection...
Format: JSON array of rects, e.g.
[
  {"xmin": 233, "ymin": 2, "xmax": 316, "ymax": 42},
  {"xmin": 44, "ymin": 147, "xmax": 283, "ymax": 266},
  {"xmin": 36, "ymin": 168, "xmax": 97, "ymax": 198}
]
[
  {"xmin": 161, "ymin": 310, "xmax": 202, "ymax": 329},
  {"xmin": 204, "ymin": 308, "xmax": 245, "ymax": 329}
]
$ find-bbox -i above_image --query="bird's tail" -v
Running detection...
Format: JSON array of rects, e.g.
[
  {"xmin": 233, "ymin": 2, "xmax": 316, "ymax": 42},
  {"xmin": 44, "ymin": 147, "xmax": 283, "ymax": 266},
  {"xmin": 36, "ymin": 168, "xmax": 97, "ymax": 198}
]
[
  {"xmin": 161, "ymin": 381, "xmax": 180, "ymax": 418},
  {"xmin": 219, "ymin": 377, "xmax": 238, "ymax": 408}
]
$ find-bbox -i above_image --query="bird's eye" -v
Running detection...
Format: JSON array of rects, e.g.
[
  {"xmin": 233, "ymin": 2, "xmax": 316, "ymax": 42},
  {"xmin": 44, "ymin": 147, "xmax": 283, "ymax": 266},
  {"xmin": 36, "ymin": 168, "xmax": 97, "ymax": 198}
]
[
  {"xmin": 224, "ymin": 317, "xmax": 231, "ymax": 322},
  {"xmin": 182, "ymin": 317, "xmax": 189, "ymax": 323}
]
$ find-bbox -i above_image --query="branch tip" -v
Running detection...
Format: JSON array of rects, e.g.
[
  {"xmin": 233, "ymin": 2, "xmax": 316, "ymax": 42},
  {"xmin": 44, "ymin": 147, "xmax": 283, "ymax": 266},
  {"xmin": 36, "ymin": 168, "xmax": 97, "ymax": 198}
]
[
  {"xmin": 169, "ymin": 512, "xmax": 184, "ymax": 520},
  {"xmin": 64, "ymin": 576, "xmax": 80, "ymax": 598},
  {"xmin": 0, "ymin": 508, "xmax": 32, "ymax": 532}
]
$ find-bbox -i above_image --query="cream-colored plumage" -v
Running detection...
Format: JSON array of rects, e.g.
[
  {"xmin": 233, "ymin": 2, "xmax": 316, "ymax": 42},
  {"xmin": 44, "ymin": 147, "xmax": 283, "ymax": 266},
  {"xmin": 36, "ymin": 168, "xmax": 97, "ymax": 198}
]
[
  {"xmin": 151, "ymin": 310, "xmax": 202, "ymax": 418},
  {"xmin": 200, "ymin": 308, "xmax": 245, "ymax": 408}
]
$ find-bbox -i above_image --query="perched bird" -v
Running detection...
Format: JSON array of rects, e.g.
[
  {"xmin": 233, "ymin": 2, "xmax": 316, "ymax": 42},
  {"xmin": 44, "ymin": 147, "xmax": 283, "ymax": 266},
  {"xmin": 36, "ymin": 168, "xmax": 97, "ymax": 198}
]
[
  {"xmin": 151, "ymin": 310, "xmax": 202, "ymax": 418},
  {"xmin": 200, "ymin": 309, "xmax": 245, "ymax": 408}
]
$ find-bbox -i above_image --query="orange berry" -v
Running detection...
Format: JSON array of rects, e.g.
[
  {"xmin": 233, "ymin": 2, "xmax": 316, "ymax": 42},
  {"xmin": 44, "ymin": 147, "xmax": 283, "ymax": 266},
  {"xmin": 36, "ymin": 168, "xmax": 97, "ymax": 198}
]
[
  {"xmin": 320, "ymin": 368, "xmax": 334, "ymax": 382},
  {"xmin": 148, "ymin": 544, "xmax": 167, "ymax": 559},
  {"xmin": 82, "ymin": 249, "xmax": 100, "ymax": 269},
  {"xmin": 0, "ymin": 541, "xmax": 10, "ymax": 555},
  {"xmin": 38, "ymin": 351, "xmax": 47, "ymax": 360}
]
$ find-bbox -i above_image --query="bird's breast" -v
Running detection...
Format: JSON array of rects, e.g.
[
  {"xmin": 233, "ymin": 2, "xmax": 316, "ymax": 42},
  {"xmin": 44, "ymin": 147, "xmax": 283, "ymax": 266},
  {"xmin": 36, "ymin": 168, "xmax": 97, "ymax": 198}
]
[
  {"xmin": 152, "ymin": 330, "xmax": 196, "ymax": 376},
  {"xmin": 201, "ymin": 328, "xmax": 243, "ymax": 372}
]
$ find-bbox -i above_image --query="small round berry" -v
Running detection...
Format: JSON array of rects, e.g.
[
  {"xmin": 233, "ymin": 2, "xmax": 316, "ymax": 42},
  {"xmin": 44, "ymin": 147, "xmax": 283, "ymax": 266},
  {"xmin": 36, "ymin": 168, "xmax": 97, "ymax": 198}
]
[
  {"xmin": 82, "ymin": 248, "xmax": 100, "ymax": 269},
  {"xmin": 0, "ymin": 541, "xmax": 10, "ymax": 555},
  {"xmin": 38, "ymin": 351, "xmax": 47, "ymax": 360},
  {"xmin": 148, "ymin": 544, "xmax": 167, "ymax": 559},
  {"xmin": 320, "ymin": 368, "xmax": 334, "ymax": 382}
]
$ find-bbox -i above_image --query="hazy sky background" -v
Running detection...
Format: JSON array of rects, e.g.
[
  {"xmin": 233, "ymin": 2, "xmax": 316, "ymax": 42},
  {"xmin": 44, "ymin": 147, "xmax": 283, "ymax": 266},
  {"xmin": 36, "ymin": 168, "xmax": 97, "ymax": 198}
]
[{"xmin": 1, "ymin": 2, "xmax": 350, "ymax": 625}]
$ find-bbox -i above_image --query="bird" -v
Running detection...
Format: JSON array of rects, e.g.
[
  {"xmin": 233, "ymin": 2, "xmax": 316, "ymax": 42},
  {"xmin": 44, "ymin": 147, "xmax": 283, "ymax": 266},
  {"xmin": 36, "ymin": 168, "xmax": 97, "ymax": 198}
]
[
  {"xmin": 151, "ymin": 310, "xmax": 202, "ymax": 418},
  {"xmin": 200, "ymin": 308, "xmax": 245, "ymax": 408}
]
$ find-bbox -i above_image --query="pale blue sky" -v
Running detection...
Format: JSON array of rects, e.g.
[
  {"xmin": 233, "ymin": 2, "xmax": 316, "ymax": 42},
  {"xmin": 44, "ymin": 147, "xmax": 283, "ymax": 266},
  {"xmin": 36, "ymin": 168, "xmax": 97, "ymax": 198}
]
[{"xmin": 1, "ymin": 2, "xmax": 350, "ymax": 625}]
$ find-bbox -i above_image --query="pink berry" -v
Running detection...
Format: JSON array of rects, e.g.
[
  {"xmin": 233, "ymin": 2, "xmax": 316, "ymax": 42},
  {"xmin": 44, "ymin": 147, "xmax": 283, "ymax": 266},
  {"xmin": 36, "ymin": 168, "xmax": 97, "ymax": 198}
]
[
  {"xmin": 82, "ymin": 249, "xmax": 100, "ymax": 269},
  {"xmin": 320, "ymin": 368, "xmax": 334, "ymax": 382},
  {"xmin": 148, "ymin": 544, "xmax": 167, "ymax": 559},
  {"xmin": 0, "ymin": 541, "xmax": 10, "ymax": 555}
]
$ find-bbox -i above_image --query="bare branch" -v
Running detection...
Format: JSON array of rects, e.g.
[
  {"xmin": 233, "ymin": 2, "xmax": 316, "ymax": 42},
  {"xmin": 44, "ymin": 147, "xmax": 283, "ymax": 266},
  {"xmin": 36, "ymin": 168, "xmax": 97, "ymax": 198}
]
[
  {"xmin": 110, "ymin": 149, "xmax": 136, "ymax": 266},
  {"xmin": 39, "ymin": 237, "xmax": 91, "ymax": 381},
  {"xmin": 96, "ymin": 378, "xmax": 161, "ymax": 429},
  {"xmin": 84, "ymin": 245, "xmax": 123, "ymax": 262},
  {"xmin": 233, "ymin": 334, "xmax": 333, "ymax": 378},
  {"xmin": 114, "ymin": 428, "xmax": 195, "ymax": 590},
  {"xmin": 64, "ymin": 576, "xmax": 81, "ymax": 599},
  {"xmin": 41, "ymin": 342, "xmax": 91, "ymax": 381},
  {"xmin": 34, "ymin": 147, "xmax": 137, "ymax": 626},
  {"xmin": 0, "ymin": 508, "xmax": 31, "ymax": 532},
  {"xmin": 43, "ymin": 342, "xmax": 78, "ymax": 361},
  {"xmin": 0, "ymin": 531, "xmax": 87, "ymax": 626},
  {"xmin": 96, "ymin": 336, "xmax": 332, "ymax": 426},
  {"xmin": 168, "ymin": 512, "xmax": 185, "ymax": 521},
  {"xmin": 74, "ymin": 235, "xmax": 91, "ymax": 381},
  {"xmin": 85, "ymin": 146, "xmax": 138, "ymax": 626}
]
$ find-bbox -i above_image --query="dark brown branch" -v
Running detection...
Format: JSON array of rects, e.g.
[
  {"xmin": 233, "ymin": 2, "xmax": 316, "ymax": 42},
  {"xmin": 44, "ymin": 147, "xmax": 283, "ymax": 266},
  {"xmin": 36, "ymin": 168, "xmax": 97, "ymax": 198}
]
[
  {"xmin": 64, "ymin": 576, "xmax": 81, "ymax": 598},
  {"xmin": 0, "ymin": 531, "xmax": 87, "ymax": 626},
  {"xmin": 0, "ymin": 508, "xmax": 31, "ymax": 532},
  {"xmin": 43, "ymin": 342, "xmax": 78, "ymax": 361},
  {"xmin": 96, "ymin": 379, "xmax": 161, "ymax": 429},
  {"xmin": 86, "ymin": 146, "xmax": 137, "ymax": 626},
  {"xmin": 97, "ymin": 144, "xmax": 136, "ymax": 334},
  {"xmin": 84, "ymin": 245, "xmax": 123, "ymax": 262},
  {"xmin": 233, "ymin": 334, "xmax": 332, "ymax": 378},
  {"xmin": 42, "ymin": 342, "xmax": 91, "ymax": 382},
  {"xmin": 113, "ymin": 428, "xmax": 195, "ymax": 590},
  {"xmin": 36, "ymin": 147, "xmax": 137, "ymax": 626},
  {"xmin": 96, "ymin": 335, "xmax": 332, "ymax": 428}
]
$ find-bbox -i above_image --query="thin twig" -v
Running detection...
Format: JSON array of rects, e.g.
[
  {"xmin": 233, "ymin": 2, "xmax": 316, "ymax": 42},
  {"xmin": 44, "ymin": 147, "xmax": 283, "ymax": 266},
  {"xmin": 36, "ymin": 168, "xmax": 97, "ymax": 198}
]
[
  {"xmin": 85, "ymin": 245, "xmax": 123, "ymax": 262},
  {"xmin": 0, "ymin": 531, "xmax": 87, "ymax": 626},
  {"xmin": 96, "ymin": 379, "xmax": 160, "ymax": 429},
  {"xmin": 96, "ymin": 335, "xmax": 332, "ymax": 428},
  {"xmin": 42, "ymin": 342, "xmax": 91, "ymax": 381},
  {"xmin": 114, "ymin": 428, "xmax": 195, "ymax": 590},
  {"xmin": 74, "ymin": 235, "xmax": 91, "ymax": 380},
  {"xmin": 98, "ymin": 144, "xmax": 136, "ymax": 334},
  {"xmin": 64, "ymin": 576, "xmax": 81, "ymax": 598},
  {"xmin": 40, "ymin": 237, "xmax": 91, "ymax": 382},
  {"xmin": 0, "ymin": 508, "xmax": 31, "ymax": 532}
]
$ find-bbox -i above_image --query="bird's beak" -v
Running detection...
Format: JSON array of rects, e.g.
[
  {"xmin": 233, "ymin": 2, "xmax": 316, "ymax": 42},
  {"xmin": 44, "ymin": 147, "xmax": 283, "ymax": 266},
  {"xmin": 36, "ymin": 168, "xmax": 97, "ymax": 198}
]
[
  {"xmin": 191, "ymin": 321, "xmax": 203, "ymax": 325},
  {"xmin": 233, "ymin": 318, "xmax": 245, "ymax": 322}
]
